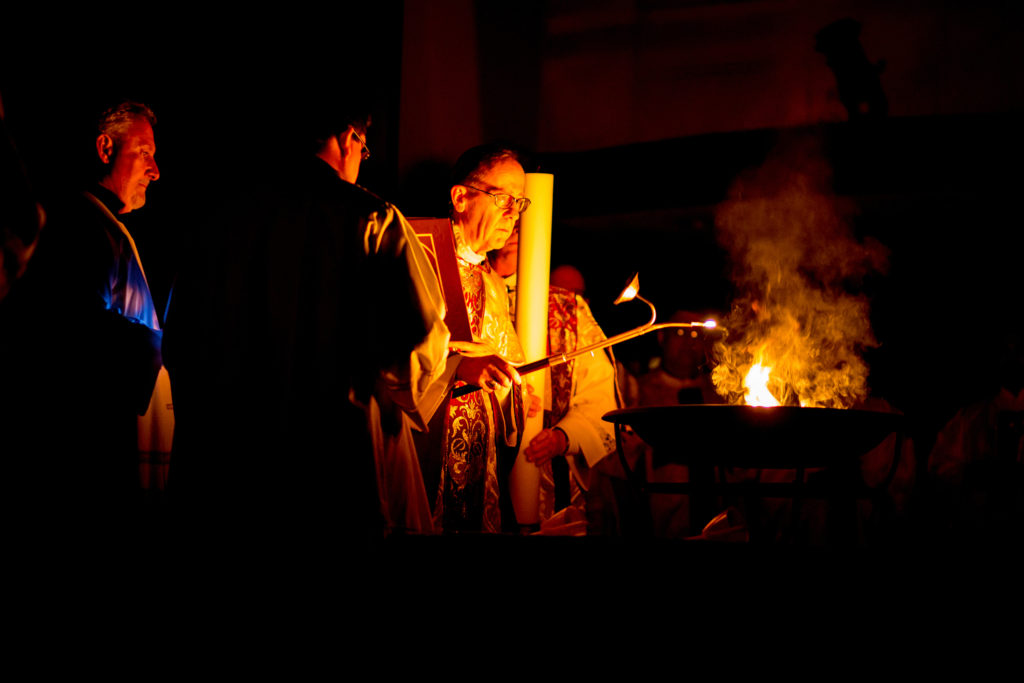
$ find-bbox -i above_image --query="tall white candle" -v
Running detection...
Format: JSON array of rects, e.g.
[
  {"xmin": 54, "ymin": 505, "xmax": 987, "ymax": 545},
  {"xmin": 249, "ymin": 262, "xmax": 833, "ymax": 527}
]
[{"xmin": 509, "ymin": 172, "xmax": 553, "ymax": 526}]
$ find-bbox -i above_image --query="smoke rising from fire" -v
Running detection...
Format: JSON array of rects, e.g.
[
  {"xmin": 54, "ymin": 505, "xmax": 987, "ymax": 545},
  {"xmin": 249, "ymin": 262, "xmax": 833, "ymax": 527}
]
[{"xmin": 711, "ymin": 135, "xmax": 888, "ymax": 408}]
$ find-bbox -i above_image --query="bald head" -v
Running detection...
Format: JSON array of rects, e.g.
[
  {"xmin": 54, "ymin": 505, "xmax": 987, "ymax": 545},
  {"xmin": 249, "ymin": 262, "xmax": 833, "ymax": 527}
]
[{"xmin": 551, "ymin": 265, "xmax": 585, "ymax": 296}]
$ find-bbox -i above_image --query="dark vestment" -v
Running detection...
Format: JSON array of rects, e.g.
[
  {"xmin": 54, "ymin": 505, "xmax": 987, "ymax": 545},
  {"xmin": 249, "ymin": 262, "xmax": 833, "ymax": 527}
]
[
  {"xmin": 163, "ymin": 157, "xmax": 434, "ymax": 536},
  {"xmin": 1, "ymin": 115, "xmax": 43, "ymax": 303},
  {"xmin": 0, "ymin": 186, "xmax": 162, "ymax": 532}
]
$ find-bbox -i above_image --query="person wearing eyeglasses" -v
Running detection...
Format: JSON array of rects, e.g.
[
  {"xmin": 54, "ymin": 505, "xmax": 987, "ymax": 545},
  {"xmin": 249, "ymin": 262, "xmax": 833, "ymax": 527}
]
[
  {"xmin": 430, "ymin": 143, "xmax": 539, "ymax": 534},
  {"xmin": 316, "ymin": 118, "xmax": 371, "ymax": 184},
  {"xmin": 163, "ymin": 99, "xmax": 450, "ymax": 538}
]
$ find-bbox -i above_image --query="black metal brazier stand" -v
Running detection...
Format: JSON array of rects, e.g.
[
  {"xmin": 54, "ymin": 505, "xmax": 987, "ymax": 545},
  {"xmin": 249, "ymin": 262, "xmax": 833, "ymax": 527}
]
[{"xmin": 603, "ymin": 405, "xmax": 904, "ymax": 545}]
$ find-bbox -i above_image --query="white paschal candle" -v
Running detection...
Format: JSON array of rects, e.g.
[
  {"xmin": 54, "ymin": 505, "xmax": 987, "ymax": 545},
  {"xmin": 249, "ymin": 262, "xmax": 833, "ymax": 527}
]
[{"xmin": 509, "ymin": 172, "xmax": 553, "ymax": 526}]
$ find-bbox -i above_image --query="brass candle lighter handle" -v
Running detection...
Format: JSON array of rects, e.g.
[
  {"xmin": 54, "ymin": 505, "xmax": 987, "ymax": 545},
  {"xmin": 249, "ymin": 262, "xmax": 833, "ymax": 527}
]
[{"xmin": 448, "ymin": 273, "xmax": 717, "ymax": 399}]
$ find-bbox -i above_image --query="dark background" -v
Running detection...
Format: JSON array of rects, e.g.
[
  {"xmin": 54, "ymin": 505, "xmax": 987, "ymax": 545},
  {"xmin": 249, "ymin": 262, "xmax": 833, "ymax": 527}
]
[{"xmin": 3, "ymin": 1, "xmax": 1022, "ymax": 451}]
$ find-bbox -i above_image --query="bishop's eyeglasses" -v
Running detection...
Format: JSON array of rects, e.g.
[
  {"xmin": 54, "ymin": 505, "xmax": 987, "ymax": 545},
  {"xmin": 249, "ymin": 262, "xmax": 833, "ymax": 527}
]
[
  {"xmin": 352, "ymin": 130, "xmax": 371, "ymax": 161},
  {"xmin": 461, "ymin": 185, "xmax": 531, "ymax": 213}
]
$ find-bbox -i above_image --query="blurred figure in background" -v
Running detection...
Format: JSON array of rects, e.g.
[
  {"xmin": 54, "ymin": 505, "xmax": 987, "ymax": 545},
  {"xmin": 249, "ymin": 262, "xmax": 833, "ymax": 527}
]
[
  {"xmin": 549, "ymin": 264, "xmax": 586, "ymax": 298},
  {"xmin": 637, "ymin": 309, "xmax": 721, "ymax": 407},
  {"xmin": 0, "ymin": 90, "xmax": 45, "ymax": 303},
  {"xmin": 927, "ymin": 329, "xmax": 1023, "ymax": 542}
]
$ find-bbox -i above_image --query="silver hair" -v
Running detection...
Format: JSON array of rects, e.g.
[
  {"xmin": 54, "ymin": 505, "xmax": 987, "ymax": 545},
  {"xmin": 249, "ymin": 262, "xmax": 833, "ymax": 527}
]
[{"xmin": 97, "ymin": 101, "xmax": 157, "ymax": 142}]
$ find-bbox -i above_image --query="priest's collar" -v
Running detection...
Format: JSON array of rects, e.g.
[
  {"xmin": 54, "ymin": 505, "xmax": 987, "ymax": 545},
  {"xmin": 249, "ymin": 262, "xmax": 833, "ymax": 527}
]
[{"xmin": 451, "ymin": 222, "xmax": 486, "ymax": 265}]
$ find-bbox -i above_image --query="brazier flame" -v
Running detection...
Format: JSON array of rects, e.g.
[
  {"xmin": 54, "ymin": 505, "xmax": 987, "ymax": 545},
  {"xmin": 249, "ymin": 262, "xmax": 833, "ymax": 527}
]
[
  {"xmin": 743, "ymin": 362, "xmax": 780, "ymax": 407},
  {"xmin": 710, "ymin": 135, "xmax": 888, "ymax": 409}
]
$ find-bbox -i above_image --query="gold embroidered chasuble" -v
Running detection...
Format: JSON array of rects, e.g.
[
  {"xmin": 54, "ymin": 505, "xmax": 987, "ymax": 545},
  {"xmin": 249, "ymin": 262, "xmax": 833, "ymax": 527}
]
[{"xmin": 434, "ymin": 228, "xmax": 525, "ymax": 533}]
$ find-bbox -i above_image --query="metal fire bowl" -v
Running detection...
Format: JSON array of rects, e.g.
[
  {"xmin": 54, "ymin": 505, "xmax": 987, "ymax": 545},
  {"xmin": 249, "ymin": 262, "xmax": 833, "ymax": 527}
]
[{"xmin": 603, "ymin": 405, "xmax": 903, "ymax": 469}]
